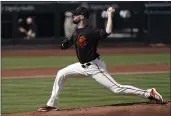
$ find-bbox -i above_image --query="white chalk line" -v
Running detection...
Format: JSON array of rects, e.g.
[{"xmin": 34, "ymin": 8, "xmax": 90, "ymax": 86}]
[{"xmin": 2, "ymin": 71, "xmax": 170, "ymax": 79}]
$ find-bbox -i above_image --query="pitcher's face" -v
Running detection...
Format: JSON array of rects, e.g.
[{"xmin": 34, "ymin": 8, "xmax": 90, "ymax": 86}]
[{"xmin": 72, "ymin": 15, "xmax": 81, "ymax": 24}]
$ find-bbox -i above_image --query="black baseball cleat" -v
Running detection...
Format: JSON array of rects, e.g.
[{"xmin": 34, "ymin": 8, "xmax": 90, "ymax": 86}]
[
  {"xmin": 147, "ymin": 88, "xmax": 164, "ymax": 104},
  {"xmin": 37, "ymin": 105, "xmax": 59, "ymax": 112}
]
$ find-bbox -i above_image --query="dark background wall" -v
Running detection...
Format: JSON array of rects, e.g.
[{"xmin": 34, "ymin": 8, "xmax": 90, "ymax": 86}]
[{"xmin": 1, "ymin": 1, "xmax": 171, "ymax": 47}]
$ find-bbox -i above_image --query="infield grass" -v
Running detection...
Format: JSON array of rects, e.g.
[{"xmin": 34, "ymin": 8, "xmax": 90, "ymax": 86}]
[
  {"xmin": 2, "ymin": 73, "xmax": 170, "ymax": 114},
  {"xmin": 2, "ymin": 53, "xmax": 170, "ymax": 70}
]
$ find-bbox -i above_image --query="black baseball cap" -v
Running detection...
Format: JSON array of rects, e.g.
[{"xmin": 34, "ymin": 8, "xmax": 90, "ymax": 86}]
[{"xmin": 72, "ymin": 6, "xmax": 90, "ymax": 19}]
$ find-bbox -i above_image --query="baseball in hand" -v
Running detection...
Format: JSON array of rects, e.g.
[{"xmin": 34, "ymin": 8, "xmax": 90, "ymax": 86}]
[{"xmin": 107, "ymin": 7, "xmax": 115, "ymax": 12}]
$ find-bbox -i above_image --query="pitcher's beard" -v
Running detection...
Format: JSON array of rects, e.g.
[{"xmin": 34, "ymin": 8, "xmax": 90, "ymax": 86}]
[{"xmin": 73, "ymin": 20, "xmax": 80, "ymax": 24}]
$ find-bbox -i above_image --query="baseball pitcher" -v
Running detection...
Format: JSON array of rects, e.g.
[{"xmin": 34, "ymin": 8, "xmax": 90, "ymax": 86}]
[{"xmin": 38, "ymin": 6, "xmax": 163, "ymax": 112}]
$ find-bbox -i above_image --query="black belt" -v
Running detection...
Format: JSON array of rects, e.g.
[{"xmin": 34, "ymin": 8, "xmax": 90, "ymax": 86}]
[
  {"xmin": 81, "ymin": 57, "xmax": 100, "ymax": 68},
  {"xmin": 81, "ymin": 63, "xmax": 91, "ymax": 68}
]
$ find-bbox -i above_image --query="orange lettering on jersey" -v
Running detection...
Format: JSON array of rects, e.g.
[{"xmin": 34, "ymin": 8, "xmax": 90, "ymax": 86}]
[{"xmin": 78, "ymin": 36, "xmax": 88, "ymax": 48}]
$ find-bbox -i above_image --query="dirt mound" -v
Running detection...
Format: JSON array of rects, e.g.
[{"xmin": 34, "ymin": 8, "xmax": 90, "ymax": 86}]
[{"xmin": 3, "ymin": 101, "xmax": 170, "ymax": 116}]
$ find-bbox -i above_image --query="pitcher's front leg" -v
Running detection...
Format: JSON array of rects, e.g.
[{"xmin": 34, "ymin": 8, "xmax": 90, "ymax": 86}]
[
  {"xmin": 38, "ymin": 62, "xmax": 87, "ymax": 112},
  {"xmin": 47, "ymin": 69, "xmax": 66, "ymax": 108}
]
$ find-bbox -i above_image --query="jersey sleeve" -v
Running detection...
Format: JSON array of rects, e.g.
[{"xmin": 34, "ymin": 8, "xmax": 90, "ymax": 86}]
[
  {"xmin": 94, "ymin": 29, "xmax": 110, "ymax": 40},
  {"xmin": 61, "ymin": 35, "xmax": 74, "ymax": 49}
]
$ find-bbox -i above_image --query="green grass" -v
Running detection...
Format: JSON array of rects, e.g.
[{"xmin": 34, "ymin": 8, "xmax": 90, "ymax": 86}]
[
  {"xmin": 2, "ymin": 53, "xmax": 170, "ymax": 70},
  {"xmin": 2, "ymin": 73, "xmax": 170, "ymax": 114}
]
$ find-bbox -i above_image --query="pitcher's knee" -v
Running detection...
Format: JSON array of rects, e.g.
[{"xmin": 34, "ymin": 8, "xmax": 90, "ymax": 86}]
[
  {"xmin": 110, "ymin": 85, "xmax": 123, "ymax": 94},
  {"xmin": 57, "ymin": 69, "xmax": 66, "ymax": 78}
]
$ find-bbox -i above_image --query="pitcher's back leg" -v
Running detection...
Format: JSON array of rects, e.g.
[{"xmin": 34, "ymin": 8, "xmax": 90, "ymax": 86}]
[{"xmin": 91, "ymin": 64, "xmax": 151, "ymax": 98}]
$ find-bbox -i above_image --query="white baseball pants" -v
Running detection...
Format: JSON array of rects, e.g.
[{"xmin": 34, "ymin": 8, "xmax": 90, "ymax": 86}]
[{"xmin": 47, "ymin": 58, "xmax": 150, "ymax": 108}]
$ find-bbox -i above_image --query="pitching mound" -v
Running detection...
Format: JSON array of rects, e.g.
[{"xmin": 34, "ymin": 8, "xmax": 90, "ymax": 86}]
[{"xmin": 3, "ymin": 101, "xmax": 170, "ymax": 116}]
